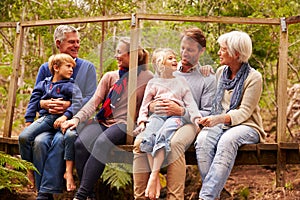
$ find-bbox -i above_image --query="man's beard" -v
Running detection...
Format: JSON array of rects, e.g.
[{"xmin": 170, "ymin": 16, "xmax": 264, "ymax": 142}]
[{"xmin": 181, "ymin": 60, "xmax": 194, "ymax": 67}]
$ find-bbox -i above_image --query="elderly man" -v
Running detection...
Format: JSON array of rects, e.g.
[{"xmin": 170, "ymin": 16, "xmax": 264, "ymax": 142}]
[{"xmin": 32, "ymin": 25, "xmax": 96, "ymax": 200}]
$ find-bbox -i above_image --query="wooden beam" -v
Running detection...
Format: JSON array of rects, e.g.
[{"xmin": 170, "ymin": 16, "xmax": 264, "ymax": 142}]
[
  {"xmin": 137, "ymin": 13, "xmax": 280, "ymax": 25},
  {"xmin": 20, "ymin": 15, "xmax": 131, "ymax": 27},
  {"xmin": 126, "ymin": 14, "xmax": 139, "ymax": 145},
  {"xmin": 286, "ymin": 15, "xmax": 300, "ymax": 25},
  {"xmin": 3, "ymin": 23, "xmax": 24, "ymax": 137},
  {"xmin": 0, "ymin": 22, "xmax": 17, "ymax": 28},
  {"xmin": 1, "ymin": 137, "xmax": 299, "ymax": 165}
]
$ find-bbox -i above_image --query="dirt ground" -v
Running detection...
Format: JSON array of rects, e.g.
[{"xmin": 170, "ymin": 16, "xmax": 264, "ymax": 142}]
[
  {"xmin": 2, "ymin": 127, "xmax": 300, "ymax": 199},
  {"xmin": 1, "ymin": 163, "xmax": 298, "ymax": 200},
  {"xmin": 225, "ymin": 165, "xmax": 300, "ymax": 200},
  {"xmin": 183, "ymin": 164, "xmax": 300, "ymax": 200}
]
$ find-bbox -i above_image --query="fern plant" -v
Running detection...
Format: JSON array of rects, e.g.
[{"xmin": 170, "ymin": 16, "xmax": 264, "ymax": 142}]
[
  {"xmin": 101, "ymin": 163, "xmax": 132, "ymax": 190},
  {"xmin": 101, "ymin": 163, "xmax": 167, "ymax": 191},
  {"xmin": 0, "ymin": 151, "xmax": 37, "ymax": 191}
]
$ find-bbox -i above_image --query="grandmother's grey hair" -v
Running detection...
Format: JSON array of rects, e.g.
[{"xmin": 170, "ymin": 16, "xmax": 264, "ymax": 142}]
[{"xmin": 217, "ymin": 31, "xmax": 252, "ymax": 63}]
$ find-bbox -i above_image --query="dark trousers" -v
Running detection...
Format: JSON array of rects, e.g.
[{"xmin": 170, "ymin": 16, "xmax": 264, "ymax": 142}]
[{"xmin": 74, "ymin": 122, "xmax": 127, "ymax": 199}]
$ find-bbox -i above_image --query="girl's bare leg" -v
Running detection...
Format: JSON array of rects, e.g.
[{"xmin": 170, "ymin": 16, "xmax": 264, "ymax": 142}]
[
  {"xmin": 145, "ymin": 153, "xmax": 154, "ymax": 198},
  {"xmin": 145, "ymin": 149, "xmax": 165, "ymax": 199},
  {"xmin": 64, "ymin": 160, "xmax": 76, "ymax": 191}
]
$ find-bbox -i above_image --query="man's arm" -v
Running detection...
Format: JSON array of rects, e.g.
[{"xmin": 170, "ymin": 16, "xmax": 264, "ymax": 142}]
[
  {"xmin": 199, "ymin": 76, "xmax": 217, "ymax": 117},
  {"xmin": 35, "ymin": 63, "xmax": 51, "ymax": 86},
  {"xmin": 76, "ymin": 60, "xmax": 97, "ymax": 105},
  {"xmin": 63, "ymin": 84, "xmax": 83, "ymax": 119},
  {"xmin": 25, "ymin": 82, "xmax": 44, "ymax": 122}
]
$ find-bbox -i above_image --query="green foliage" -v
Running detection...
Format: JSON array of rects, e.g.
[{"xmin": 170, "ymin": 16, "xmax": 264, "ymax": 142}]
[
  {"xmin": 285, "ymin": 182, "xmax": 293, "ymax": 190},
  {"xmin": 0, "ymin": 65, "xmax": 12, "ymax": 78},
  {"xmin": 103, "ymin": 58, "xmax": 118, "ymax": 74},
  {"xmin": 238, "ymin": 186, "xmax": 250, "ymax": 199},
  {"xmin": 101, "ymin": 163, "xmax": 132, "ymax": 190},
  {"xmin": 0, "ymin": 151, "xmax": 37, "ymax": 191},
  {"xmin": 0, "ymin": 0, "xmax": 23, "ymax": 22}
]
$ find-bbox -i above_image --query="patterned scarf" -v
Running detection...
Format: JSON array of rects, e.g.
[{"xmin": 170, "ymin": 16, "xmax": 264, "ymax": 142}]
[
  {"xmin": 211, "ymin": 62, "xmax": 251, "ymax": 115},
  {"xmin": 95, "ymin": 67, "xmax": 141, "ymax": 122}
]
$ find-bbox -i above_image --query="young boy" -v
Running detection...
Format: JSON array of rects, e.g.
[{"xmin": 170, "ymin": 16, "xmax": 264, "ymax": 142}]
[{"xmin": 18, "ymin": 53, "xmax": 82, "ymax": 191}]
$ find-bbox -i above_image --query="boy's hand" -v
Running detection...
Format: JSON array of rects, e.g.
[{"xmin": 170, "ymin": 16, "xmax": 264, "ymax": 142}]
[
  {"xmin": 25, "ymin": 122, "xmax": 32, "ymax": 127},
  {"xmin": 40, "ymin": 98, "xmax": 71, "ymax": 114}
]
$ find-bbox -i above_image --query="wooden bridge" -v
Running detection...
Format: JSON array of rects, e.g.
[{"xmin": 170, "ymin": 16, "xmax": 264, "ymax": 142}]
[{"xmin": 0, "ymin": 13, "xmax": 300, "ymax": 188}]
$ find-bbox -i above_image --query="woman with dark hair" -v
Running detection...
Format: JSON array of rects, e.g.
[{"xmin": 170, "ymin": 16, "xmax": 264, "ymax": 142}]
[{"xmin": 61, "ymin": 37, "xmax": 153, "ymax": 200}]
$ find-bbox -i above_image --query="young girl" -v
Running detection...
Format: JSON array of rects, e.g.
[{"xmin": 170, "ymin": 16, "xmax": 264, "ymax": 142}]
[
  {"xmin": 18, "ymin": 53, "xmax": 82, "ymax": 191},
  {"xmin": 134, "ymin": 48, "xmax": 202, "ymax": 199}
]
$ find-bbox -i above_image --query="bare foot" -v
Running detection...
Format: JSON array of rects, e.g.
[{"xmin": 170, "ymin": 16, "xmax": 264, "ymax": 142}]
[
  {"xmin": 64, "ymin": 172, "xmax": 76, "ymax": 191},
  {"xmin": 145, "ymin": 173, "xmax": 160, "ymax": 200},
  {"xmin": 27, "ymin": 170, "xmax": 35, "ymax": 189},
  {"xmin": 156, "ymin": 176, "xmax": 161, "ymax": 198}
]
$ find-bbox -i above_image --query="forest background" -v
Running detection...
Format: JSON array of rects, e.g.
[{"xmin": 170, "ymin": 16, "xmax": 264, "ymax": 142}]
[{"xmin": 0, "ymin": 0, "xmax": 300, "ymax": 199}]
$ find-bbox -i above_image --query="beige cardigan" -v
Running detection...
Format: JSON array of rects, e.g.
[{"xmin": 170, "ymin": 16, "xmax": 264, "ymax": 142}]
[
  {"xmin": 216, "ymin": 65, "xmax": 266, "ymax": 142},
  {"xmin": 74, "ymin": 70, "xmax": 153, "ymax": 127}
]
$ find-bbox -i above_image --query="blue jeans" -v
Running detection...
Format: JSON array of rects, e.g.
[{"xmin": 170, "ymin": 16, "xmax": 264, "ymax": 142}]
[
  {"xmin": 33, "ymin": 131, "xmax": 65, "ymax": 193},
  {"xmin": 194, "ymin": 124, "xmax": 259, "ymax": 200},
  {"xmin": 19, "ymin": 114, "xmax": 77, "ymax": 162},
  {"xmin": 19, "ymin": 115, "xmax": 59, "ymax": 162},
  {"xmin": 64, "ymin": 129, "xmax": 78, "ymax": 161},
  {"xmin": 138, "ymin": 114, "xmax": 185, "ymax": 157}
]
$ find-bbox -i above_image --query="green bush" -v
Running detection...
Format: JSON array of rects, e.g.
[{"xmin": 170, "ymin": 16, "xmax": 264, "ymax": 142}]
[{"xmin": 0, "ymin": 151, "xmax": 37, "ymax": 191}]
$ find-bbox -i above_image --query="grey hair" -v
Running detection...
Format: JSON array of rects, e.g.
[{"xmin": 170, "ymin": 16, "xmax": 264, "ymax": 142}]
[
  {"xmin": 217, "ymin": 31, "xmax": 252, "ymax": 63},
  {"xmin": 53, "ymin": 25, "xmax": 79, "ymax": 44}
]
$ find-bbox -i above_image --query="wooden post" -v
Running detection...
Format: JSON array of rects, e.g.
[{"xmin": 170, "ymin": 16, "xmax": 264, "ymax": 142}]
[
  {"xmin": 3, "ymin": 23, "xmax": 24, "ymax": 138},
  {"xmin": 276, "ymin": 17, "xmax": 289, "ymax": 187},
  {"xmin": 126, "ymin": 14, "xmax": 139, "ymax": 144},
  {"xmin": 99, "ymin": 22, "xmax": 105, "ymax": 78},
  {"xmin": 99, "ymin": 5, "xmax": 106, "ymax": 78}
]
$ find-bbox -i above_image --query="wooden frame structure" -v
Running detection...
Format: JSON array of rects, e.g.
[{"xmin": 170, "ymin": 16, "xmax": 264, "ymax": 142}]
[{"xmin": 1, "ymin": 13, "xmax": 300, "ymax": 187}]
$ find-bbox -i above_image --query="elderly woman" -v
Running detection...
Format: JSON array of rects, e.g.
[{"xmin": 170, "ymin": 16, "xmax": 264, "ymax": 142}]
[
  {"xmin": 61, "ymin": 37, "xmax": 153, "ymax": 200},
  {"xmin": 195, "ymin": 31, "xmax": 266, "ymax": 200}
]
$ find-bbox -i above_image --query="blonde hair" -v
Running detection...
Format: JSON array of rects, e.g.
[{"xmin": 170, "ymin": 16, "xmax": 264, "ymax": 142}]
[
  {"xmin": 217, "ymin": 31, "xmax": 252, "ymax": 63},
  {"xmin": 152, "ymin": 48, "xmax": 176, "ymax": 76},
  {"xmin": 48, "ymin": 53, "xmax": 76, "ymax": 75},
  {"xmin": 118, "ymin": 37, "xmax": 149, "ymax": 70}
]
